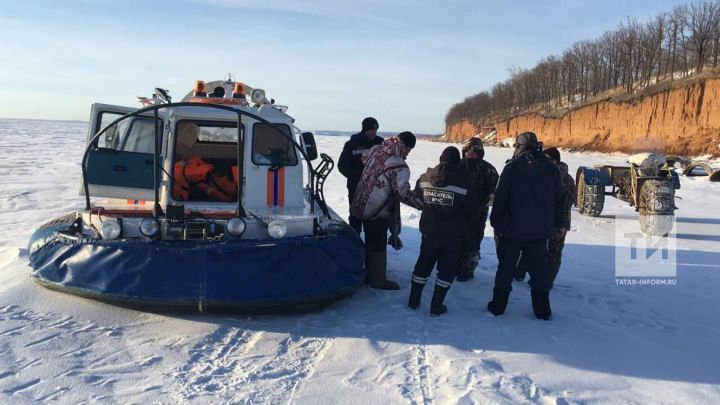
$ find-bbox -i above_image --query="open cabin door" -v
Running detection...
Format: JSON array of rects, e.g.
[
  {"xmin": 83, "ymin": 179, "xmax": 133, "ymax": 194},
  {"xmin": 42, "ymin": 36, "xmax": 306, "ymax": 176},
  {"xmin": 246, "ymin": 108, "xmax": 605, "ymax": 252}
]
[{"xmin": 83, "ymin": 103, "xmax": 162, "ymax": 201}]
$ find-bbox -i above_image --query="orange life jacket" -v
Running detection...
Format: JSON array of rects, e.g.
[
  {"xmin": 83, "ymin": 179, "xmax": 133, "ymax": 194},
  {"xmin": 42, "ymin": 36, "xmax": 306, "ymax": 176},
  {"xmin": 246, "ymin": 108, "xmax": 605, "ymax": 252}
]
[{"xmin": 173, "ymin": 157, "xmax": 239, "ymax": 202}]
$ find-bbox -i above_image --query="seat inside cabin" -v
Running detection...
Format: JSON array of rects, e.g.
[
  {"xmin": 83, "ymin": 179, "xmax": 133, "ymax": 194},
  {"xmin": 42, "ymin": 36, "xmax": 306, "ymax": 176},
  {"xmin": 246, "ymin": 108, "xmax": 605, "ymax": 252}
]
[{"xmin": 173, "ymin": 121, "xmax": 242, "ymax": 202}]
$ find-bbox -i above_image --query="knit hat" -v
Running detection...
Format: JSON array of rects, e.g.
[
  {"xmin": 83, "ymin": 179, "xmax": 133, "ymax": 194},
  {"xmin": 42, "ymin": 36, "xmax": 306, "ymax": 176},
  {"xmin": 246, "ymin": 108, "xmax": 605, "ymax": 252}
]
[
  {"xmin": 440, "ymin": 146, "xmax": 461, "ymax": 165},
  {"xmin": 397, "ymin": 131, "xmax": 416, "ymax": 149},
  {"xmin": 361, "ymin": 117, "xmax": 379, "ymax": 132},
  {"xmin": 544, "ymin": 147, "xmax": 561, "ymax": 163}
]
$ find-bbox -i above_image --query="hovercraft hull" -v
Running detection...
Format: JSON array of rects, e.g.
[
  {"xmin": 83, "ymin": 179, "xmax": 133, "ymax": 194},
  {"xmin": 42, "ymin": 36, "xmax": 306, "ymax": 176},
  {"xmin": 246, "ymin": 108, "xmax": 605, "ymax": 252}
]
[{"xmin": 28, "ymin": 216, "xmax": 365, "ymax": 313}]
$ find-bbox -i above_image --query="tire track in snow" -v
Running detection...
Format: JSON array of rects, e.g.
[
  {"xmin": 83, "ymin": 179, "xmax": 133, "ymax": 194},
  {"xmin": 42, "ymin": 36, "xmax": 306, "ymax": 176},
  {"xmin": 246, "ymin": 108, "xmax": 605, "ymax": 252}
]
[
  {"xmin": 171, "ymin": 317, "xmax": 334, "ymax": 404},
  {"xmin": 244, "ymin": 333, "xmax": 334, "ymax": 404},
  {"xmin": 399, "ymin": 343, "xmax": 434, "ymax": 405},
  {"xmin": 171, "ymin": 326, "xmax": 264, "ymax": 400},
  {"xmin": 416, "ymin": 344, "xmax": 434, "ymax": 405}
]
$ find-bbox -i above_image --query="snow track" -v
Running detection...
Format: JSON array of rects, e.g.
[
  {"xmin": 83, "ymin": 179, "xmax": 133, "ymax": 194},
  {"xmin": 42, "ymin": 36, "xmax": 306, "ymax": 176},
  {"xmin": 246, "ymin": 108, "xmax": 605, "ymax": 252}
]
[{"xmin": 169, "ymin": 316, "xmax": 335, "ymax": 404}]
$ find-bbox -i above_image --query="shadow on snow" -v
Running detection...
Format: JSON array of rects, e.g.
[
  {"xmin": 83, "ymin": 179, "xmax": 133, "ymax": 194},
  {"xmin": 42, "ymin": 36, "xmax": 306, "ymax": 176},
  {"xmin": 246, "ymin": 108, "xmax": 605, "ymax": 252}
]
[{"xmin": 158, "ymin": 227, "xmax": 720, "ymax": 386}]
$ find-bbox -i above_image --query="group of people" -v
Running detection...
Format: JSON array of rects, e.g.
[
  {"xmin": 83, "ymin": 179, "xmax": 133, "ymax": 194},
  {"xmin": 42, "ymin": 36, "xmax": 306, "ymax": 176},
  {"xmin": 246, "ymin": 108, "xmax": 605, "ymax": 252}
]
[{"xmin": 339, "ymin": 118, "xmax": 576, "ymax": 320}]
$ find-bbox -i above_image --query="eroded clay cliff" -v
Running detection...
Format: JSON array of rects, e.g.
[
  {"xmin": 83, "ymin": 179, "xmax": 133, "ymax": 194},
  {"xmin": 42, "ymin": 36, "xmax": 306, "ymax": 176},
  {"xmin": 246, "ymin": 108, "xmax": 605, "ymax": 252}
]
[{"xmin": 444, "ymin": 78, "xmax": 720, "ymax": 157}]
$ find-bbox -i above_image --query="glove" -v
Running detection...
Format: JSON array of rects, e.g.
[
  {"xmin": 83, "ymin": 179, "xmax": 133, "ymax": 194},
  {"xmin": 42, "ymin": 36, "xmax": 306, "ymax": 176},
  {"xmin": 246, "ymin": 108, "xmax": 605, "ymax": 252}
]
[{"xmin": 388, "ymin": 234, "xmax": 403, "ymax": 251}]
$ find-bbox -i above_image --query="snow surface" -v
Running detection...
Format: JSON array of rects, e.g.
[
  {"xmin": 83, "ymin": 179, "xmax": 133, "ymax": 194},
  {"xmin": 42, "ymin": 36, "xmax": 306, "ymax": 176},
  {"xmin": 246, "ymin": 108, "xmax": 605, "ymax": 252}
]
[{"xmin": 1, "ymin": 118, "xmax": 719, "ymax": 404}]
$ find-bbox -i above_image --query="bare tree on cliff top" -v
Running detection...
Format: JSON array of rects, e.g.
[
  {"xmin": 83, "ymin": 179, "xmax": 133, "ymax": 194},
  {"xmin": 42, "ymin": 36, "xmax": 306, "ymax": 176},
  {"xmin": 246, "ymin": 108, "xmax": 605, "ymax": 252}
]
[
  {"xmin": 618, "ymin": 18, "xmax": 641, "ymax": 93},
  {"xmin": 666, "ymin": 6, "xmax": 686, "ymax": 80},
  {"xmin": 640, "ymin": 14, "xmax": 666, "ymax": 87},
  {"xmin": 443, "ymin": 0, "xmax": 720, "ymax": 133},
  {"xmin": 687, "ymin": 0, "xmax": 720, "ymax": 73}
]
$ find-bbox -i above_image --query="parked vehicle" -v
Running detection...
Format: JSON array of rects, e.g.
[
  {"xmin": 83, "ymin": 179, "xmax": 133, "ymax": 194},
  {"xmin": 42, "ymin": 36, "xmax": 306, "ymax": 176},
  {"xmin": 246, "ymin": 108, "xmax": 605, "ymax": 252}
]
[
  {"xmin": 576, "ymin": 153, "xmax": 680, "ymax": 235},
  {"xmin": 27, "ymin": 77, "xmax": 364, "ymax": 312}
]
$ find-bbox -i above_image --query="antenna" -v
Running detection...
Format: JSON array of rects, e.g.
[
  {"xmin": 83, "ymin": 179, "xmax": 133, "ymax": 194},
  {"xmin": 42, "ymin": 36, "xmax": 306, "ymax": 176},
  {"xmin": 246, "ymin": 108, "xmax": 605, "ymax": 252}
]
[{"xmin": 224, "ymin": 73, "xmax": 235, "ymax": 83}]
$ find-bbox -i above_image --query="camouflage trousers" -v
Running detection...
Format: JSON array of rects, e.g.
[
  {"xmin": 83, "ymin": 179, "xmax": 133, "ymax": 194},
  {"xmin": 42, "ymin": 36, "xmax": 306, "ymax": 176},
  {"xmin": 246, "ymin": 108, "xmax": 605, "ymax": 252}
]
[
  {"xmin": 458, "ymin": 211, "xmax": 489, "ymax": 277},
  {"xmin": 547, "ymin": 229, "xmax": 567, "ymax": 265},
  {"xmin": 515, "ymin": 229, "xmax": 567, "ymax": 286}
]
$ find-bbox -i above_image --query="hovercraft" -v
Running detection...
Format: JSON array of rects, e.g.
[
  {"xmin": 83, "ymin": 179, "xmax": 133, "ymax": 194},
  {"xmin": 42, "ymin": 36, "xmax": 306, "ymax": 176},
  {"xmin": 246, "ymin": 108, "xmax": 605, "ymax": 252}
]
[{"xmin": 27, "ymin": 75, "xmax": 364, "ymax": 312}]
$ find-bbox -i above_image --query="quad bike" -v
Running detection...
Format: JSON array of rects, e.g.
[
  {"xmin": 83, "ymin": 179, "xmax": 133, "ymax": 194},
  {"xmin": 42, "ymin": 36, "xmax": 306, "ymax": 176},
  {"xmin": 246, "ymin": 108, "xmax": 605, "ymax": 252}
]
[{"xmin": 576, "ymin": 153, "xmax": 680, "ymax": 236}]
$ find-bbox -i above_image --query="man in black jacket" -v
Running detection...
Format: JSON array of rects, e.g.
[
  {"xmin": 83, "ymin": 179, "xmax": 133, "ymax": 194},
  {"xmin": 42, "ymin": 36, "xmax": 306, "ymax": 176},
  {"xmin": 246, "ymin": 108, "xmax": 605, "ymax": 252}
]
[
  {"xmin": 515, "ymin": 147, "xmax": 576, "ymax": 288},
  {"xmin": 409, "ymin": 147, "xmax": 477, "ymax": 316},
  {"xmin": 488, "ymin": 132, "xmax": 568, "ymax": 320},
  {"xmin": 338, "ymin": 117, "xmax": 383, "ymax": 233}
]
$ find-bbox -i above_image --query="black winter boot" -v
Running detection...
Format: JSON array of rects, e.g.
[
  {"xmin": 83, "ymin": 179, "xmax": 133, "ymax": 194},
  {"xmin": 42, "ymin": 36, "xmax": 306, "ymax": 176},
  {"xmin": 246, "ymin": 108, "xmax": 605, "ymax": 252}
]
[
  {"xmin": 531, "ymin": 291, "xmax": 552, "ymax": 320},
  {"xmin": 367, "ymin": 251, "xmax": 399, "ymax": 290},
  {"xmin": 487, "ymin": 289, "xmax": 510, "ymax": 316},
  {"xmin": 455, "ymin": 271, "xmax": 474, "ymax": 282},
  {"xmin": 430, "ymin": 284, "xmax": 450, "ymax": 316},
  {"xmin": 408, "ymin": 279, "xmax": 426, "ymax": 309}
]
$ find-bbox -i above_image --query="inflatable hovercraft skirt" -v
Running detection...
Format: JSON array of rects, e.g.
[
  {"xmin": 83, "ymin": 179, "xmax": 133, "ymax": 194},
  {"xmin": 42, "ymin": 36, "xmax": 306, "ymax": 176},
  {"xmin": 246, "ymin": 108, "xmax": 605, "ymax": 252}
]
[{"xmin": 27, "ymin": 216, "xmax": 365, "ymax": 313}]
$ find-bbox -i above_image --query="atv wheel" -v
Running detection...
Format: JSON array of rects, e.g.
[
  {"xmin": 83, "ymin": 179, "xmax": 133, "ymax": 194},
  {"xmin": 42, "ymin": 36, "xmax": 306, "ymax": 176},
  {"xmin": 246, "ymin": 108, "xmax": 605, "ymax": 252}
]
[
  {"xmin": 576, "ymin": 170, "xmax": 605, "ymax": 217},
  {"xmin": 639, "ymin": 214, "xmax": 674, "ymax": 236},
  {"xmin": 638, "ymin": 179, "xmax": 676, "ymax": 236},
  {"xmin": 638, "ymin": 179, "xmax": 676, "ymax": 216}
]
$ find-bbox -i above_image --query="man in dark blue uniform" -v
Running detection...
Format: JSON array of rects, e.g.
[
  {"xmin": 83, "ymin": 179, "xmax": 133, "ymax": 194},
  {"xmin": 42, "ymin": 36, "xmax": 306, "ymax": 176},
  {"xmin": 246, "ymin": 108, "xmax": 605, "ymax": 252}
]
[
  {"xmin": 338, "ymin": 117, "xmax": 383, "ymax": 233},
  {"xmin": 409, "ymin": 147, "xmax": 477, "ymax": 316}
]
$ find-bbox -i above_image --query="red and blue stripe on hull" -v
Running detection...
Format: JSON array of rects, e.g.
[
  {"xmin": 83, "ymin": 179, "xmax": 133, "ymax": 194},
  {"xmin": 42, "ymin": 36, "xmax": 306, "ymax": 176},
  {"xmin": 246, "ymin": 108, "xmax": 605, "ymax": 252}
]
[{"xmin": 266, "ymin": 167, "xmax": 285, "ymax": 208}]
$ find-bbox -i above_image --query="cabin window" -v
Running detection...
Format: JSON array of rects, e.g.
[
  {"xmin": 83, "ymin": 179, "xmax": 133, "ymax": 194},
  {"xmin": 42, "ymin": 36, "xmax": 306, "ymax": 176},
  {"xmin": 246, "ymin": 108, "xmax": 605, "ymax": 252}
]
[
  {"xmin": 172, "ymin": 120, "xmax": 243, "ymax": 203},
  {"xmin": 95, "ymin": 113, "xmax": 162, "ymax": 154},
  {"xmin": 251, "ymin": 123, "xmax": 297, "ymax": 166},
  {"xmin": 198, "ymin": 125, "xmax": 240, "ymax": 143},
  {"xmin": 96, "ymin": 112, "xmax": 127, "ymax": 149},
  {"xmin": 121, "ymin": 118, "xmax": 160, "ymax": 153}
]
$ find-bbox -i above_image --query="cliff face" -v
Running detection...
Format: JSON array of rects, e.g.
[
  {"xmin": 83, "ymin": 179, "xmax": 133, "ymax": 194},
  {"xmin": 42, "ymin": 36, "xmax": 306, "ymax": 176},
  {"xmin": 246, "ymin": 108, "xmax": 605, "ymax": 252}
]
[
  {"xmin": 444, "ymin": 78, "xmax": 720, "ymax": 157},
  {"xmin": 443, "ymin": 120, "xmax": 480, "ymax": 142}
]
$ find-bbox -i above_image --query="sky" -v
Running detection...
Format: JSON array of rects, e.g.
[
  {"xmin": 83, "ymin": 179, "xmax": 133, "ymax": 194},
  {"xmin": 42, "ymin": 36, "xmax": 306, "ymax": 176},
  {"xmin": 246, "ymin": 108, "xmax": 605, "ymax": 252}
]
[{"xmin": 0, "ymin": 0, "xmax": 692, "ymax": 134}]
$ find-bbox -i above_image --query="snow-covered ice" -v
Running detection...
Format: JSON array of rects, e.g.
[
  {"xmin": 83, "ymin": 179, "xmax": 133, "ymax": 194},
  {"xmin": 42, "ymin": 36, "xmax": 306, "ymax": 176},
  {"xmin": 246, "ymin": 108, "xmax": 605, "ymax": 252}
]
[{"xmin": 1, "ymin": 118, "xmax": 719, "ymax": 404}]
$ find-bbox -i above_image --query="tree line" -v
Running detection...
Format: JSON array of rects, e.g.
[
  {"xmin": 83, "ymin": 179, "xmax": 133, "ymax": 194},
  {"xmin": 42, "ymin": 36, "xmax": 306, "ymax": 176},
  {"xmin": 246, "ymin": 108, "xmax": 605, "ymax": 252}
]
[{"xmin": 446, "ymin": 1, "xmax": 720, "ymax": 129}]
